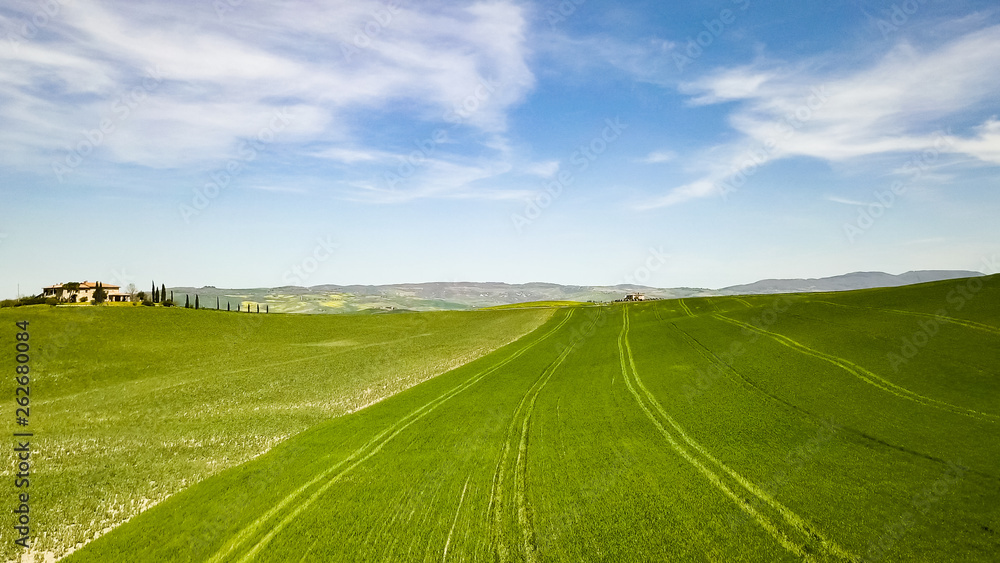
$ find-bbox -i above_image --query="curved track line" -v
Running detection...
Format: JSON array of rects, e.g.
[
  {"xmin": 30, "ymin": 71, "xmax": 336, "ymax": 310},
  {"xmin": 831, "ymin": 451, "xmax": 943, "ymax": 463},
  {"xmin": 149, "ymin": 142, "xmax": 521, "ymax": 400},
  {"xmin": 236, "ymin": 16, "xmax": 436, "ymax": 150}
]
[
  {"xmin": 208, "ymin": 310, "xmax": 575, "ymax": 563},
  {"xmin": 516, "ymin": 345, "xmax": 573, "ymax": 563},
  {"xmin": 670, "ymin": 322, "xmax": 805, "ymax": 412},
  {"xmin": 733, "ymin": 297, "xmax": 752, "ymax": 308},
  {"xmin": 621, "ymin": 308, "xmax": 856, "ymax": 561},
  {"xmin": 487, "ymin": 326, "xmax": 576, "ymax": 563},
  {"xmin": 616, "ymin": 309, "xmax": 810, "ymax": 559},
  {"xmin": 816, "ymin": 301, "xmax": 1000, "ymax": 337},
  {"xmin": 665, "ymin": 322, "xmax": 999, "ymax": 479},
  {"xmin": 679, "ymin": 299, "xmax": 694, "ymax": 317},
  {"xmin": 441, "ymin": 475, "xmax": 471, "ymax": 563},
  {"xmin": 712, "ymin": 314, "xmax": 997, "ymax": 423},
  {"xmin": 296, "ymin": 539, "xmax": 319, "ymax": 563}
]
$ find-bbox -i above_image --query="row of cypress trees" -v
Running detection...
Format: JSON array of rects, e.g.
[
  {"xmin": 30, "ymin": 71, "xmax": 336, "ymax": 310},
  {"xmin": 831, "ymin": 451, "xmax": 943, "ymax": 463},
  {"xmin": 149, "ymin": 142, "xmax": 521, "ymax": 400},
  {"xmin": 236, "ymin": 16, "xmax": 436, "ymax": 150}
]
[
  {"xmin": 146, "ymin": 280, "xmax": 267, "ymax": 313},
  {"xmin": 183, "ymin": 293, "xmax": 268, "ymax": 313},
  {"xmin": 150, "ymin": 281, "xmax": 168, "ymax": 304}
]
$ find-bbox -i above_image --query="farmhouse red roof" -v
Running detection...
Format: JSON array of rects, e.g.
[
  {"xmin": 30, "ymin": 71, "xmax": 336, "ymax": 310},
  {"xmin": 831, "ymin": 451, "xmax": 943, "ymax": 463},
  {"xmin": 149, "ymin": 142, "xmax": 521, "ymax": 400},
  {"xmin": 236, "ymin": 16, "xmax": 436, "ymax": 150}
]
[{"xmin": 43, "ymin": 281, "xmax": 121, "ymax": 290}]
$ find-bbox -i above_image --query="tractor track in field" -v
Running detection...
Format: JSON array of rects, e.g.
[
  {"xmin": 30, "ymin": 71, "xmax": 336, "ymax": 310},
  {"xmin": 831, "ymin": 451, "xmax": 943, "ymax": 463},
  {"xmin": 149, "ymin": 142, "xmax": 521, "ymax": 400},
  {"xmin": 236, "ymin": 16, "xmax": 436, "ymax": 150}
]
[
  {"xmin": 441, "ymin": 475, "xmax": 471, "ymax": 563},
  {"xmin": 679, "ymin": 299, "xmax": 695, "ymax": 317},
  {"xmin": 206, "ymin": 309, "xmax": 576, "ymax": 563},
  {"xmin": 517, "ymin": 346, "xmax": 574, "ymax": 563},
  {"xmin": 670, "ymin": 321, "xmax": 824, "ymax": 415},
  {"xmin": 619, "ymin": 307, "xmax": 856, "ymax": 562},
  {"xmin": 713, "ymin": 314, "xmax": 999, "ymax": 423},
  {"xmin": 816, "ymin": 301, "xmax": 1000, "ymax": 337},
  {"xmin": 488, "ymin": 312, "xmax": 577, "ymax": 563},
  {"xmin": 668, "ymin": 323, "xmax": 999, "ymax": 481},
  {"xmin": 296, "ymin": 539, "xmax": 319, "ymax": 563}
]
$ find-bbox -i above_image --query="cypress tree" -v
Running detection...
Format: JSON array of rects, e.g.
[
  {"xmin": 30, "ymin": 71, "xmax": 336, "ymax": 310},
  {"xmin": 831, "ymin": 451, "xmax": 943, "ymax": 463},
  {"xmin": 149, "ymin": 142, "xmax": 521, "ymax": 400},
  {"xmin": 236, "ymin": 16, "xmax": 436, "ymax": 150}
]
[
  {"xmin": 195, "ymin": 295, "xmax": 200, "ymax": 309},
  {"xmin": 256, "ymin": 304, "xmax": 259, "ymax": 313},
  {"xmin": 162, "ymin": 284, "xmax": 167, "ymax": 303},
  {"xmin": 185, "ymin": 295, "xmax": 190, "ymax": 308},
  {"xmin": 151, "ymin": 281, "xmax": 156, "ymax": 303},
  {"xmin": 227, "ymin": 302, "xmax": 230, "ymax": 311},
  {"xmin": 217, "ymin": 296, "xmax": 220, "ymax": 310}
]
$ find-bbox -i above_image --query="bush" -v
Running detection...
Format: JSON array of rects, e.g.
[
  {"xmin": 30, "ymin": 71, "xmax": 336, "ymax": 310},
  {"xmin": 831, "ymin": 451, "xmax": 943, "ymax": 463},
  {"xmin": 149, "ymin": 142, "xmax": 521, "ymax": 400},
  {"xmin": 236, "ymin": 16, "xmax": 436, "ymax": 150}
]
[
  {"xmin": 1, "ymin": 295, "xmax": 59, "ymax": 308},
  {"xmin": 162, "ymin": 299, "xmax": 175, "ymax": 307},
  {"xmin": 142, "ymin": 299, "xmax": 154, "ymax": 307},
  {"xmin": 80, "ymin": 297, "xmax": 88, "ymax": 303}
]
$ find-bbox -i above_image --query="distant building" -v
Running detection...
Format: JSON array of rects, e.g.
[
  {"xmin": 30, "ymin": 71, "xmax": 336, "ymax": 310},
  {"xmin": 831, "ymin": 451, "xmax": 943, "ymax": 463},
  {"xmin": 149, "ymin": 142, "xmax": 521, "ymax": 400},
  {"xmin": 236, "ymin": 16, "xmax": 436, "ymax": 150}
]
[
  {"xmin": 623, "ymin": 293, "xmax": 646, "ymax": 301},
  {"xmin": 43, "ymin": 281, "xmax": 131, "ymax": 303}
]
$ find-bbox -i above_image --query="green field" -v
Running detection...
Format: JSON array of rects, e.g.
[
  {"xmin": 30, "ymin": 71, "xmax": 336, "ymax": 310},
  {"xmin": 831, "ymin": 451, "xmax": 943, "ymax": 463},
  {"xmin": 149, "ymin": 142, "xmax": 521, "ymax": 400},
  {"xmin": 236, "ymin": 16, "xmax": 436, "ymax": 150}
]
[
  {"xmin": 6, "ymin": 276, "xmax": 1000, "ymax": 561},
  {"xmin": 482, "ymin": 301, "xmax": 594, "ymax": 310},
  {"xmin": 0, "ymin": 306, "xmax": 553, "ymax": 561}
]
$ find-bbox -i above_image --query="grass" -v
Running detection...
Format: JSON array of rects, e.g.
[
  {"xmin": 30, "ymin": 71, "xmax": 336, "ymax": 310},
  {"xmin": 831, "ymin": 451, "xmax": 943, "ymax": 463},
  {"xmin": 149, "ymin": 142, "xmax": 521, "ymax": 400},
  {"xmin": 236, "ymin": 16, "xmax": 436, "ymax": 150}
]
[
  {"xmin": 480, "ymin": 300, "xmax": 594, "ymax": 310},
  {"xmin": 0, "ymin": 305, "xmax": 553, "ymax": 561},
  {"xmin": 9, "ymin": 275, "xmax": 1000, "ymax": 561}
]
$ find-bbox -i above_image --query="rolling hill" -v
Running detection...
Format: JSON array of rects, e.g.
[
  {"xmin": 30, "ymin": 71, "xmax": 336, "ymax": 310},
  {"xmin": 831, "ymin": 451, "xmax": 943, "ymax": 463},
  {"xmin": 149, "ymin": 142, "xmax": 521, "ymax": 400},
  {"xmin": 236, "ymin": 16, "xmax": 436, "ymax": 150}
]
[
  {"xmin": 22, "ymin": 274, "xmax": 996, "ymax": 562},
  {"xmin": 164, "ymin": 270, "xmax": 984, "ymax": 315}
]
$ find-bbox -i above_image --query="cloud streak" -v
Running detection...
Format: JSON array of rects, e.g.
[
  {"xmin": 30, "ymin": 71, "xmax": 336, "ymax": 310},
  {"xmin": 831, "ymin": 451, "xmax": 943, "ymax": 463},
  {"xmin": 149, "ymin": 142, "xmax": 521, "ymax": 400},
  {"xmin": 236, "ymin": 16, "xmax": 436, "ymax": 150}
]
[
  {"xmin": 640, "ymin": 24, "xmax": 1000, "ymax": 209},
  {"xmin": 0, "ymin": 0, "xmax": 536, "ymax": 201}
]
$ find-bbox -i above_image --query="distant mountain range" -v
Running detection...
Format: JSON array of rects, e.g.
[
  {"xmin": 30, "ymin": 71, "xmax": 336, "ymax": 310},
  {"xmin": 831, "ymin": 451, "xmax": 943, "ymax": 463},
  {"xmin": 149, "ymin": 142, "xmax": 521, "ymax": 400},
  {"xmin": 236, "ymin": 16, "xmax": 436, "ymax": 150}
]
[
  {"xmin": 169, "ymin": 270, "xmax": 984, "ymax": 314},
  {"xmin": 716, "ymin": 270, "xmax": 984, "ymax": 295}
]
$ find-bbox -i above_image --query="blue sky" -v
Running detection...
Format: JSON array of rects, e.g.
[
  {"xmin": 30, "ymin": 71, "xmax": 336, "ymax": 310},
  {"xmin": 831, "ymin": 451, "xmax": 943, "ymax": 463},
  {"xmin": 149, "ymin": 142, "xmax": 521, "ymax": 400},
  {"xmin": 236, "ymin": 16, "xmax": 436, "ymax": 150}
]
[{"xmin": 1, "ymin": 0, "xmax": 999, "ymax": 296}]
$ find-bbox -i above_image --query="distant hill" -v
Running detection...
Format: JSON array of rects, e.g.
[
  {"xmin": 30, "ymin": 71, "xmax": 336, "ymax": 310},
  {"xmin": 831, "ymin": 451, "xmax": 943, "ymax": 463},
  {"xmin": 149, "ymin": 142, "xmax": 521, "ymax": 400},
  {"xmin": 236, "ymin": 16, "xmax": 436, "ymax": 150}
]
[
  {"xmin": 166, "ymin": 282, "xmax": 716, "ymax": 314},
  {"xmin": 718, "ymin": 270, "xmax": 983, "ymax": 295},
  {"xmin": 167, "ymin": 270, "xmax": 984, "ymax": 313}
]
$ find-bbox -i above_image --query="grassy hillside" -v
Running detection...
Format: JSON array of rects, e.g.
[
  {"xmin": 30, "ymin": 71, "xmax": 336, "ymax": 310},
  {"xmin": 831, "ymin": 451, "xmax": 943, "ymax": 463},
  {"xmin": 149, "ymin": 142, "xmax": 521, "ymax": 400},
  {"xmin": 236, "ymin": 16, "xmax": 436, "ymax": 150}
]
[
  {"xmin": 62, "ymin": 275, "xmax": 999, "ymax": 561},
  {"xmin": 0, "ymin": 305, "xmax": 553, "ymax": 561}
]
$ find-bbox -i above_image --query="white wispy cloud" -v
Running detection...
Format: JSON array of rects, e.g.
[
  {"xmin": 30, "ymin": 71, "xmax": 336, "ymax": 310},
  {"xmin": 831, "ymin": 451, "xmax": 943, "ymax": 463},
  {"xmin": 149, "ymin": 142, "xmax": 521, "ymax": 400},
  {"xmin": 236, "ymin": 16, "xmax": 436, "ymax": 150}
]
[
  {"xmin": 638, "ymin": 150, "xmax": 678, "ymax": 164},
  {"xmin": 0, "ymin": 0, "xmax": 536, "ymax": 201},
  {"xmin": 639, "ymin": 23, "xmax": 1000, "ymax": 209},
  {"xmin": 825, "ymin": 195, "xmax": 869, "ymax": 206},
  {"xmin": 525, "ymin": 160, "xmax": 560, "ymax": 177}
]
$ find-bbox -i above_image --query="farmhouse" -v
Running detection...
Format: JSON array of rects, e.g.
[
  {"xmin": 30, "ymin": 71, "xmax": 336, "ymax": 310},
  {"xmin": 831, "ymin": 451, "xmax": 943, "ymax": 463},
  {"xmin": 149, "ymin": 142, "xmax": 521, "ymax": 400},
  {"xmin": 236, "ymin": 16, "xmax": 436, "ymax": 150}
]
[
  {"xmin": 623, "ymin": 293, "xmax": 646, "ymax": 301},
  {"xmin": 43, "ymin": 281, "xmax": 131, "ymax": 303}
]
